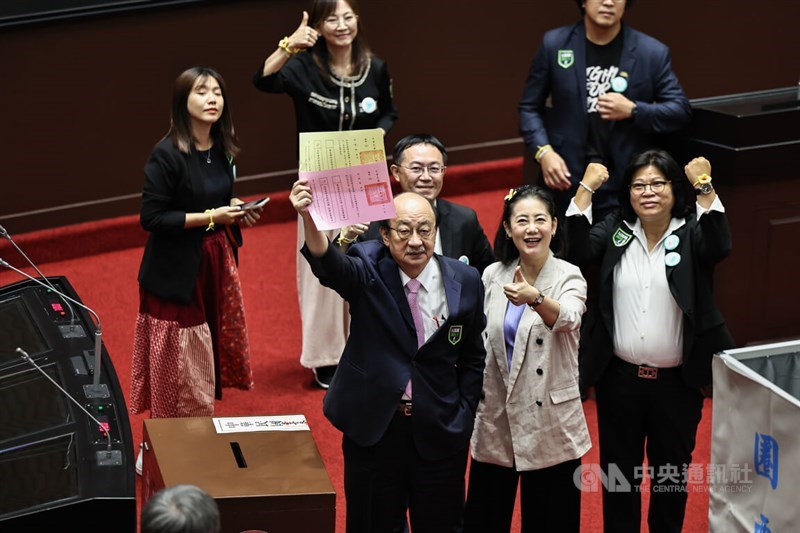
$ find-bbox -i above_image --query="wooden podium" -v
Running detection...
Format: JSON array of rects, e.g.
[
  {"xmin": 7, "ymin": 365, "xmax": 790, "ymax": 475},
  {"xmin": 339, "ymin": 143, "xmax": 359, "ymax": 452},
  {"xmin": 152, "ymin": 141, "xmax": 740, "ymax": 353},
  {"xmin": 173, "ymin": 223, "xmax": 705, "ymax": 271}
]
[{"xmin": 142, "ymin": 417, "xmax": 335, "ymax": 533}]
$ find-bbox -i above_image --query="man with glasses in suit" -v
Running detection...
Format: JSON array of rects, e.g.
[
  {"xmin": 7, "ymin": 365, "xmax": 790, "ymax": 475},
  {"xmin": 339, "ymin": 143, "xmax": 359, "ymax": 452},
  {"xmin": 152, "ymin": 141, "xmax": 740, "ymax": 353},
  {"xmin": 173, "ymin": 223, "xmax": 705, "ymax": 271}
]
[
  {"xmin": 291, "ymin": 184, "xmax": 486, "ymax": 532},
  {"xmin": 338, "ymin": 133, "xmax": 495, "ymax": 274}
]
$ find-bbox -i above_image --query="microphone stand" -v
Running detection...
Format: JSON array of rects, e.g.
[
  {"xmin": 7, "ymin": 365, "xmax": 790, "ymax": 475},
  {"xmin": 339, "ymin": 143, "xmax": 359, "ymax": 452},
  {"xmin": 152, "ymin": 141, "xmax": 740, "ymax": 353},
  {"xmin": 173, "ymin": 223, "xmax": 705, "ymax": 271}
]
[
  {"xmin": 0, "ymin": 257, "xmax": 108, "ymax": 398},
  {"xmin": 0, "ymin": 224, "xmax": 77, "ymax": 327},
  {"xmin": 16, "ymin": 348, "xmax": 121, "ymax": 465}
]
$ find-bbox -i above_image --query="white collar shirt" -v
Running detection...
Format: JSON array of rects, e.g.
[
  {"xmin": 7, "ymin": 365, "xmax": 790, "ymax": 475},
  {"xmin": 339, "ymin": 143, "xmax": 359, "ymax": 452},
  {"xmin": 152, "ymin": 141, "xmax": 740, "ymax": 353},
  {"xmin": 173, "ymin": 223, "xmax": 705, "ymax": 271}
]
[
  {"xmin": 432, "ymin": 199, "xmax": 443, "ymax": 255},
  {"xmin": 399, "ymin": 256, "xmax": 449, "ymax": 342},
  {"xmin": 566, "ymin": 196, "xmax": 726, "ymax": 367},
  {"xmin": 613, "ymin": 217, "xmax": 685, "ymax": 367}
]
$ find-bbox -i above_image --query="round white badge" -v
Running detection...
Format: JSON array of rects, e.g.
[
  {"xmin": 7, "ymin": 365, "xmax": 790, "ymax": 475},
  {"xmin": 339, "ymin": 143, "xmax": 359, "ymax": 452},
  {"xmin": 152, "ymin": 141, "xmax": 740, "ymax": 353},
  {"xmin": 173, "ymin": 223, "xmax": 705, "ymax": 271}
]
[
  {"xmin": 611, "ymin": 76, "xmax": 628, "ymax": 93},
  {"xmin": 360, "ymin": 97, "xmax": 377, "ymax": 114},
  {"xmin": 665, "ymin": 251, "xmax": 681, "ymax": 267},
  {"xmin": 664, "ymin": 234, "xmax": 680, "ymax": 251}
]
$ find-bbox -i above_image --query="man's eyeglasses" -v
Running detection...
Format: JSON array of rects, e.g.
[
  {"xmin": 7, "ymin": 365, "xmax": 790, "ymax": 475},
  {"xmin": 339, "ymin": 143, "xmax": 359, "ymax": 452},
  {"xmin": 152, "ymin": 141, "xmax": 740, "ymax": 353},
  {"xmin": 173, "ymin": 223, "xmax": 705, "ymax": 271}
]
[
  {"xmin": 388, "ymin": 225, "xmax": 434, "ymax": 240},
  {"xmin": 630, "ymin": 180, "xmax": 670, "ymax": 194},
  {"xmin": 400, "ymin": 164, "xmax": 446, "ymax": 177}
]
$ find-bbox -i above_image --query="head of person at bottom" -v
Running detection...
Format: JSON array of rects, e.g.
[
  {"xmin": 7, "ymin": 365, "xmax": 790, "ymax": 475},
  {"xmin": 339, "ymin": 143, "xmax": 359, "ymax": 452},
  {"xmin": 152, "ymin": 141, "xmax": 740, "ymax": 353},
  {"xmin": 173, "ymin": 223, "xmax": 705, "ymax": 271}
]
[
  {"xmin": 618, "ymin": 149, "xmax": 690, "ymax": 226},
  {"xmin": 140, "ymin": 484, "xmax": 221, "ymax": 533},
  {"xmin": 378, "ymin": 192, "xmax": 438, "ymax": 278},
  {"xmin": 493, "ymin": 184, "xmax": 562, "ymax": 265},
  {"xmin": 390, "ymin": 134, "xmax": 448, "ymax": 201}
]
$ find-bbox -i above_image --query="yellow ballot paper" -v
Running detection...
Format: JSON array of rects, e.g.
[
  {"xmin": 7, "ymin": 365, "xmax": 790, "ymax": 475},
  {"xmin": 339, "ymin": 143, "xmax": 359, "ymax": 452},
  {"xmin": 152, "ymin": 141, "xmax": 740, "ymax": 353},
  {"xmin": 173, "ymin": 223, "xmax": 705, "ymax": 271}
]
[{"xmin": 299, "ymin": 128, "xmax": 396, "ymax": 230}]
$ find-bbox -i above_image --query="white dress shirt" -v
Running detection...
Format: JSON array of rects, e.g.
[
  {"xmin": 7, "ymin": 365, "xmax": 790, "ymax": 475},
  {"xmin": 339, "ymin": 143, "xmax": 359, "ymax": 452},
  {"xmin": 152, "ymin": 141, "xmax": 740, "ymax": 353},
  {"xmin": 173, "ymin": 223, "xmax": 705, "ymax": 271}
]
[
  {"xmin": 565, "ymin": 196, "xmax": 726, "ymax": 367},
  {"xmin": 433, "ymin": 199, "xmax": 443, "ymax": 256},
  {"xmin": 399, "ymin": 257, "xmax": 449, "ymax": 343},
  {"xmin": 613, "ymin": 217, "xmax": 685, "ymax": 367}
]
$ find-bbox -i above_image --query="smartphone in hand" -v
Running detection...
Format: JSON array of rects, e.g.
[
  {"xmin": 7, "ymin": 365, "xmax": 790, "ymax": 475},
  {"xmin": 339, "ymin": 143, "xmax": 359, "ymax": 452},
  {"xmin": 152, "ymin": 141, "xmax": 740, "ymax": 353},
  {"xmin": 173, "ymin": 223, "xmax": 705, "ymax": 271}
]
[{"xmin": 239, "ymin": 197, "xmax": 270, "ymax": 211}]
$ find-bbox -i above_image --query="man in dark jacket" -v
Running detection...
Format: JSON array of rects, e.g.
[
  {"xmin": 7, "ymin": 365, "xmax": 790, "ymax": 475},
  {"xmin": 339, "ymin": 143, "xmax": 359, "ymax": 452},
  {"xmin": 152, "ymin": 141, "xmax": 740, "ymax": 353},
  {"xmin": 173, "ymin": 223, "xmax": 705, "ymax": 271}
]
[{"xmin": 292, "ymin": 185, "xmax": 486, "ymax": 532}]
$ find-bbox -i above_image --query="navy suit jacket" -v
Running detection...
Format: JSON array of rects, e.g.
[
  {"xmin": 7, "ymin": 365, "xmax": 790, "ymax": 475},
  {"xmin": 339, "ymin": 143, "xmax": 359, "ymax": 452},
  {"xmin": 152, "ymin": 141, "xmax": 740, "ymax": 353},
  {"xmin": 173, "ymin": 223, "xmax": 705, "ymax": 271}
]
[
  {"xmin": 519, "ymin": 22, "xmax": 692, "ymax": 214},
  {"xmin": 301, "ymin": 240, "xmax": 487, "ymax": 460},
  {"xmin": 565, "ymin": 210, "xmax": 735, "ymax": 388},
  {"xmin": 360, "ymin": 198, "xmax": 495, "ymax": 274}
]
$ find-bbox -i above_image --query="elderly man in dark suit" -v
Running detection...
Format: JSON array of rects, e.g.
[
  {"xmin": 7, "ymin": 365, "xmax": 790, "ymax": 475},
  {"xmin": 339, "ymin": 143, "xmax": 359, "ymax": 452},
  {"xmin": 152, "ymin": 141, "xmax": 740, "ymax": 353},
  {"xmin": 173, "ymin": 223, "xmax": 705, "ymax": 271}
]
[
  {"xmin": 337, "ymin": 133, "xmax": 495, "ymax": 274},
  {"xmin": 290, "ymin": 184, "xmax": 487, "ymax": 533}
]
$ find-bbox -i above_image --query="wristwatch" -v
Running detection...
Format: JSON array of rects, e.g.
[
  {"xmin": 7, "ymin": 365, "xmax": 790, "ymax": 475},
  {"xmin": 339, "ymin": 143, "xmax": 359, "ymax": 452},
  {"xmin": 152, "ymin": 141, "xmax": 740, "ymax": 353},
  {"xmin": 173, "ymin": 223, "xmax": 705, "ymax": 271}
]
[
  {"xmin": 693, "ymin": 173, "xmax": 714, "ymax": 195},
  {"xmin": 528, "ymin": 292, "xmax": 545, "ymax": 309}
]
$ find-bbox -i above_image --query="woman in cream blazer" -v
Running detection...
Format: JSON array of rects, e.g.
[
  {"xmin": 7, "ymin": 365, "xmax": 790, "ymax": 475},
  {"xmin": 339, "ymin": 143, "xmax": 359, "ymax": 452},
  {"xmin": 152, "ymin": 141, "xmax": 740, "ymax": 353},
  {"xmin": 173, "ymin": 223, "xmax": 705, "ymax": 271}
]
[{"xmin": 463, "ymin": 185, "xmax": 590, "ymax": 533}]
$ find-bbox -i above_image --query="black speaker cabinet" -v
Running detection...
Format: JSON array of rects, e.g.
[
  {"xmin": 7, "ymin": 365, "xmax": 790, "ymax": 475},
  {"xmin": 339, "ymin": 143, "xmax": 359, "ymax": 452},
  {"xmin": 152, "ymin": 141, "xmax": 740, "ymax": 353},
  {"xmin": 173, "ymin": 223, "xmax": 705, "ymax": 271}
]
[{"xmin": 0, "ymin": 276, "xmax": 135, "ymax": 530}]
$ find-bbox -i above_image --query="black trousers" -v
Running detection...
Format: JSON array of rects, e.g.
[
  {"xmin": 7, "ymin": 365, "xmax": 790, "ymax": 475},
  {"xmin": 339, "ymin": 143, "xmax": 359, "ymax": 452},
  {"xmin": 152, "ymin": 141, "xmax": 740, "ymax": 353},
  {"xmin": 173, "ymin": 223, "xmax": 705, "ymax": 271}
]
[
  {"xmin": 596, "ymin": 357, "xmax": 704, "ymax": 533},
  {"xmin": 342, "ymin": 412, "xmax": 468, "ymax": 533},
  {"xmin": 462, "ymin": 457, "xmax": 582, "ymax": 533}
]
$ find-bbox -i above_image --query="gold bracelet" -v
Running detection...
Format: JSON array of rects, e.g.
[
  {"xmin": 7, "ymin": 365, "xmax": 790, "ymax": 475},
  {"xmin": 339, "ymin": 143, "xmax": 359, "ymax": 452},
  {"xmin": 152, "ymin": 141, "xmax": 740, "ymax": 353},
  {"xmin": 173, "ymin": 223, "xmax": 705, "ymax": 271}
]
[
  {"xmin": 535, "ymin": 144, "xmax": 552, "ymax": 162},
  {"xmin": 336, "ymin": 230, "xmax": 355, "ymax": 246},
  {"xmin": 204, "ymin": 209, "xmax": 215, "ymax": 232},
  {"xmin": 278, "ymin": 37, "xmax": 298, "ymax": 56}
]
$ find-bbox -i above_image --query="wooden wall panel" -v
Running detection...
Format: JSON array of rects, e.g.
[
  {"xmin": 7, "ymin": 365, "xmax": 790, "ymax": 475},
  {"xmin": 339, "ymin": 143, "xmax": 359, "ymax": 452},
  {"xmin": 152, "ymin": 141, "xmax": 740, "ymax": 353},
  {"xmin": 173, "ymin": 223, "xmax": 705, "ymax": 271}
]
[
  {"xmin": 712, "ymin": 180, "xmax": 800, "ymax": 347},
  {"xmin": 0, "ymin": 0, "xmax": 798, "ymax": 233},
  {"xmin": 755, "ymin": 206, "xmax": 800, "ymax": 342}
]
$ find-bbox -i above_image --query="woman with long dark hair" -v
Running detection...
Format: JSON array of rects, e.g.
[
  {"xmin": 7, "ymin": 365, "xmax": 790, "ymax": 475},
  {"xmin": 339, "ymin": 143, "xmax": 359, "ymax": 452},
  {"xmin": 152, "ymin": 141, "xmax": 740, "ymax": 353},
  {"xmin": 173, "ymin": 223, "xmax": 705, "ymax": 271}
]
[
  {"xmin": 131, "ymin": 67, "xmax": 262, "ymax": 473},
  {"xmin": 254, "ymin": 0, "xmax": 398, "ymax": 389}
]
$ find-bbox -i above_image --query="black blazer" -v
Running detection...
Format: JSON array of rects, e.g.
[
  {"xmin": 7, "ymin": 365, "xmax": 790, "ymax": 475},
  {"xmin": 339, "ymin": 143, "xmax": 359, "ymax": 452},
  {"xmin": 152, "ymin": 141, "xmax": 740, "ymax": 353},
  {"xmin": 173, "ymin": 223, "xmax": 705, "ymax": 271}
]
[
  {"xmin": 302, "ymin": 240, "xmax": 487, "ymax": 460},
  {"xmin": 360, "ymin": 198, "xmax": 495, "ymax": 274},
  {"xmin": 519, "ymin": 22, "xmax": 691, "ymax": 214},
  {"xmin": 137, "ymin": 138, "xmax": 241, "ymax": 304},
  {"xmin": 565, "ymin": 210, "xmax": 735, "ymax": 388}
]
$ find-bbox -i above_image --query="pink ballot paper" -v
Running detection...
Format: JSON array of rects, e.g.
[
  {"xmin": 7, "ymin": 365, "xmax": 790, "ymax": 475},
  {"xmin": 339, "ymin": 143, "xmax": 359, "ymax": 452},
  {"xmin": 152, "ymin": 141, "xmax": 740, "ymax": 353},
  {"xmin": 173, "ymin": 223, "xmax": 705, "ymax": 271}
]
[{"xmin": 298, "ymin": 129, "xmax": 396, "ymax": 231}]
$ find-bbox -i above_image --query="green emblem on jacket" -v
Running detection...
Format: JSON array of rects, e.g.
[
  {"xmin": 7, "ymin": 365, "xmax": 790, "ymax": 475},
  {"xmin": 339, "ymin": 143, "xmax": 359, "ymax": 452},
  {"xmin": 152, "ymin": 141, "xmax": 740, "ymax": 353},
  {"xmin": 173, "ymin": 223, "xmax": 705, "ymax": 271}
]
[
  {"xmin": 612, "ymin": 227, "xmax": 633, "ymax": 247},
  {"xmin": 558, "ymin": 50, "xmax": 574, "ymax": 69},
  {"xmin": 448, "ymin": 325, "xmax": 463, "ymax": 346}
]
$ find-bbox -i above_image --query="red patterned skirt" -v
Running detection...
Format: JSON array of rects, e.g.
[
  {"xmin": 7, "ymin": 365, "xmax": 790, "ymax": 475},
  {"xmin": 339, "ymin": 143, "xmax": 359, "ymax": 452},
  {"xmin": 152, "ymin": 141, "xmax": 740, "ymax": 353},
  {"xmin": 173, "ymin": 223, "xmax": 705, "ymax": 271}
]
[{"xmin": 131, "ymin": 230, "xmax": 253, "ymax": 418}]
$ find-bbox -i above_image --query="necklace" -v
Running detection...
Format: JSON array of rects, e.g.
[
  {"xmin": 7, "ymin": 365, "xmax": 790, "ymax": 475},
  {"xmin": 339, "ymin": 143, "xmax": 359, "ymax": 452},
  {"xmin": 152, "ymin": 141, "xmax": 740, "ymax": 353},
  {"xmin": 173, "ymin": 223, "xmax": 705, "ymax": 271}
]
[{"xmin": 202, "ymin": 149, "xmax": 211, "ymax": 164}]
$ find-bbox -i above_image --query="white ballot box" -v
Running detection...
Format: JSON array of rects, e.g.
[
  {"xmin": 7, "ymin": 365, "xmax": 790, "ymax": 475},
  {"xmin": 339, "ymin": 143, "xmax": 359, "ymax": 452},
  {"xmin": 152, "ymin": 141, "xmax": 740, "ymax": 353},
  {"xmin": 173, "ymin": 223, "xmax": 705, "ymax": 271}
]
[{"xmin": 710, "ymin": 340, "xmax": 800, "ymax": 532}]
